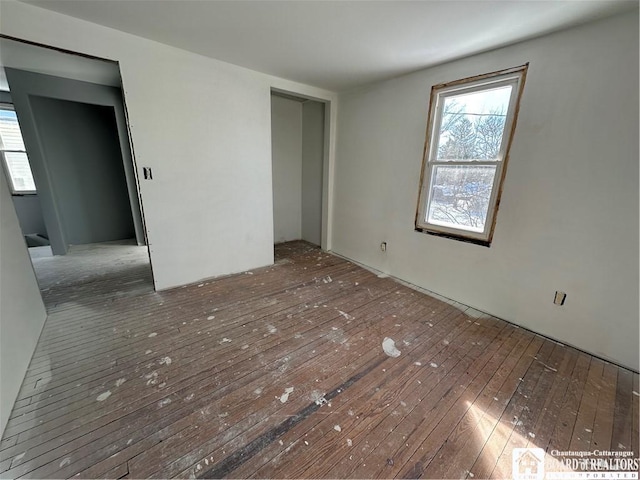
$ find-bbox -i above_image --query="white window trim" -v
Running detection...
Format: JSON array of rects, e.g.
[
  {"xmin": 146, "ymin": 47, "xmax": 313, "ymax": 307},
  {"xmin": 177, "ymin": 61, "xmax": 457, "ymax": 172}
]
[
  {"xmin": 415, "ymin": 64, "xmax": 528, "ymax": 246},
  {"xmin": 0, "ymin": 103, "xmax": 36, "ymax": 195}
]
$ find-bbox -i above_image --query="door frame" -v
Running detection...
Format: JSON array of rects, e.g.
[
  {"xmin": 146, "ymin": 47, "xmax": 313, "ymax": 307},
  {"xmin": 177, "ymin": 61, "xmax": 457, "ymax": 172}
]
[{"xmin": 270, "ymin": 86, "xmax": 335, "ymax": 251}]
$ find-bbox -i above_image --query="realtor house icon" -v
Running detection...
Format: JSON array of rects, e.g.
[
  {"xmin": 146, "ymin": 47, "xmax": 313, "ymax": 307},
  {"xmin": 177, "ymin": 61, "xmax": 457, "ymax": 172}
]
[{"xmin": 512, "ymin": 448, "xmax": 545, "ymax": 480}]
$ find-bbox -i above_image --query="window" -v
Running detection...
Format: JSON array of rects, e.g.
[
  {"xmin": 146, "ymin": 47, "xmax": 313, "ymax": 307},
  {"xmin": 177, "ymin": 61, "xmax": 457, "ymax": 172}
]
[
  {"xmin": 415, "ymin": 65, "xmax": 527, "ymax": 246},
  {"xmin": 0, "ymin": 105, "xmax": 36, "ymax": 194}
]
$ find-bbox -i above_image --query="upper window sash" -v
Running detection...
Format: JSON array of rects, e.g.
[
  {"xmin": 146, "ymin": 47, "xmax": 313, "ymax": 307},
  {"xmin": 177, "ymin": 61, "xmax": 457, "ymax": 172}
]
[{"xmin": 427, "ymin": 75, "xmax": 521, "ymax": 165}]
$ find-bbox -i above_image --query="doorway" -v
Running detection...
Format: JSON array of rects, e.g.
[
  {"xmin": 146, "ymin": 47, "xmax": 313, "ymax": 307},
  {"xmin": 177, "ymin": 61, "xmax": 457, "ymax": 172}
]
[
  {"xmin": 271, "ymin": 91, "xmax": 326, "ymax": 247},
  {"xmin": 0, "ymin": 36, "xmax": 154, "ymax": 302}
]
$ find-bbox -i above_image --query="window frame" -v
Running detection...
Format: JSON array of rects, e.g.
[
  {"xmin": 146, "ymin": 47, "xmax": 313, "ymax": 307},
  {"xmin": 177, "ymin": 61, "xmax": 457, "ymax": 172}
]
[
  {"xmin": 415, "ymin": 64, "xmax": 528, "ymax": 246},
  {"xmin": 0, "ymin": 103, "xmax": 37, "ymax": 195}
]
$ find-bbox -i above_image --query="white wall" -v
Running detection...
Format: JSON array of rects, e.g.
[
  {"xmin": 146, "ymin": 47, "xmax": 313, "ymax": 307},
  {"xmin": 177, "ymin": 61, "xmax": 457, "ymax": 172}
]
[
  {"xmin": 0, "ymin": 173, "xmax": 47, "ymax": 435},
  {"xmin": 302, "ymin": 101, "xmax": 325, "ymax": 246},
  {"xmin": 0, "ymin": 0, "xmax": 336, "ymax": 290},
  {"xmin": 24, "ymin": 94, "xmax": 135, "ymax": 246},
  {"xmin": 332, "ymin": 11, "xmax": 639, "ymax": 370},
  {"xmin": 12, "ymin": 195, "xmax": 47, "ymax": 236},
  {"xmin": 271, "ymin": 95, "xmax": 303, "ymax": 243}
]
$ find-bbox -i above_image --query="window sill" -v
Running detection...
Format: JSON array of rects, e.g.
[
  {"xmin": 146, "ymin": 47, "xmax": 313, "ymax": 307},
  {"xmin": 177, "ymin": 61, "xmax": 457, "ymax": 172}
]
[{"xmin": 414, "ymin": 226, "xmax": 491, "ymax": 247}]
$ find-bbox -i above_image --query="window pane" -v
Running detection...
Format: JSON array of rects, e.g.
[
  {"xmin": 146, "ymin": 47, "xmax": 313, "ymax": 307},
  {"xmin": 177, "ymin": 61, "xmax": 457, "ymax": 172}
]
[
  {"xmin": 436, "ymin": 85, "xmax": 511, "ymax": 161},
  {"xmin": 0, "ymin": 109, "xmax": 26, "ymax": 151},
  {"xmin": 427, "ymin": 165, "xmax": 496, "ymax": 232},
  {"xmin": 4, "ymin": 152, "xmax": 36, "ymax": 192}
]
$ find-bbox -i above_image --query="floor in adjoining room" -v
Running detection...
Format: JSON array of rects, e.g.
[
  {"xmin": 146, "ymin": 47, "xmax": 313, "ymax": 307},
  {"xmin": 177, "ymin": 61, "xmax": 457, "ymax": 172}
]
[
  {"xmin": 1, "ymin": 241, "xmax": 637, "ymax": 479},
  {"xmin": 27, "ymin": 239, "xmax": 154, "ymax": 309}
]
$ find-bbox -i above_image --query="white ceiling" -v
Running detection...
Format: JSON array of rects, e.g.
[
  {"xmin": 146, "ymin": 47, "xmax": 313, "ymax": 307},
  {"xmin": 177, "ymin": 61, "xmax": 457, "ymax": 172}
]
[{"xmin": 21, "ymin": 0, "xmax": 638, "ymax": 92}]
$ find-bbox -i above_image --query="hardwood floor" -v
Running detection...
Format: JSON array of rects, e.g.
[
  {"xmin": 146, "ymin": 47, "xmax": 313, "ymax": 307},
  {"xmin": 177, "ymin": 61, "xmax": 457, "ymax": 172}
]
[{"xmin": 1, "ymin": 241, "xmax": 637, "ymax": 479}]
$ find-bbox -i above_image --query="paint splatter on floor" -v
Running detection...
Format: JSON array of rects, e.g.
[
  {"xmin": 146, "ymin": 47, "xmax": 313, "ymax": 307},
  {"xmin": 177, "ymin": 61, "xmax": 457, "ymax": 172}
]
[
  {"xmin": 414, "ymin": 362, "xmax": 422, "ymax": 366},
  {"xmin": 279, "ymin": 386, "xmax": 294, "ymax": 403},
  {"xmin": 382, "ymin": 337, "xmax": 401, "ymax": 357},
  {"xmin": 268, "ymin": 325, "xmax": 277, "ymax": 334},
  {"xmin": 430, "ymin": 362, "xmax": 438, "ymax": 368},
  {"xmin": 311, "ymin": 391, "xmax": 327, "ymax": 405},
  {"xmin": 145, "ymin": 371, "xmax": 159, "ymax": 385},
  {"xmin": 96, "ymin": 391, "xmax": 111, "ymax": 402},
  {"xmin": 158, "ymin": 398, "xmax": 172, "ymax": 407},
  {"xmin": 159, "ymin": 356, "xmax": 172, "ymax": 365},
  {"xmin": 220, "ymin": 338, "xmax": 232, "ymax": 344},
  {"xmin": 207, "ymin": 315, "xmax": 215, "ymax": 320},
  {"xmin": 334, "ymin": 425, "xmax": 342, "ymax": 432},
  {"xmin": 59, "ymin": 457, "xmax": 71, "ymax": 467},
  {"xmin": 148, "ymin": 332, "xmax": 157, "ymax": 338},
  {"xmin": 338, "ymin": 310, "xmax": 353, "ymax": 320},
  {"xmin": 115, "ymin": 378, "xmax": 126, "ymax": 387},
  {"xmin": 12, "ymin": 452, "xmax": 26, "ymax": 463}
]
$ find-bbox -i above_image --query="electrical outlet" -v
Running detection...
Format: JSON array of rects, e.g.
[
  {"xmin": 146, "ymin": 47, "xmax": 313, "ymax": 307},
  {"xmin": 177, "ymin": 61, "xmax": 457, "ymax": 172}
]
[
  {"xmin": 380, "ymin": 241, "xmax": 387, "ymax": 252},
  {"xmin": 554, "ymin": 291, "xmax": 566, "ymax": 306}
]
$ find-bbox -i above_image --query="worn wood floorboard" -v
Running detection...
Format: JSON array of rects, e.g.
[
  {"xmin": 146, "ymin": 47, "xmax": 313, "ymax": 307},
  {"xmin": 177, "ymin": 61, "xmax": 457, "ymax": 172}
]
[
  {"xmin": 10, "ymin": 265, "xmax": 364, "ymax": 430},
  {"xmin": 431, "ymin": 338, "xmax": 567, "ymax": 479},
  {"xmin": 1, "ymin": 240, "xmax": 637, "ymax": 479},
  {"xmin": 228, "ymin": 292, "xmax": 468, "ymax": 478},
  {"xmin": 591, "ymin": 362, "xmax": 620, "ymax": 452},
  {"xmin": 240, "ymin": 301, "xmax": 505, "ymax": 479},
  {"xmin": 611, "ymin": 369, "xmax": 634, "ymax": 452}
]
